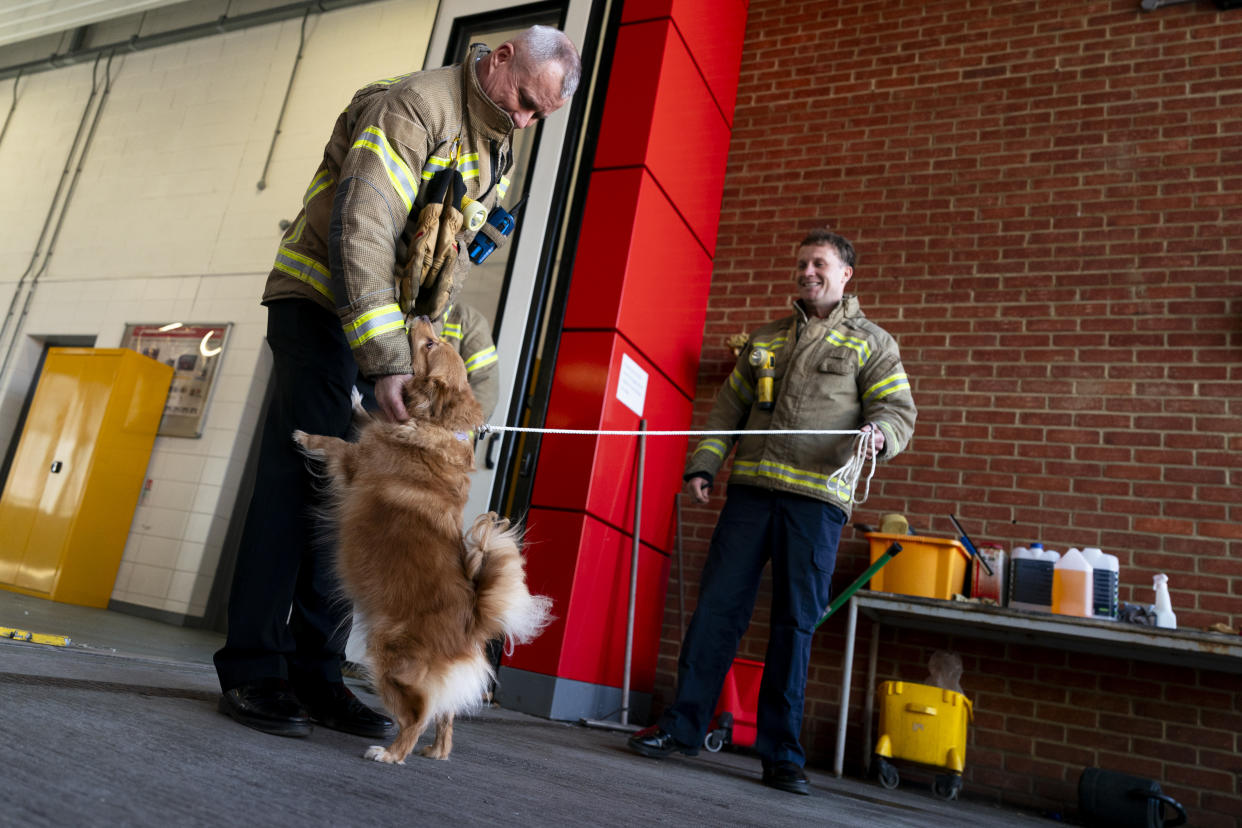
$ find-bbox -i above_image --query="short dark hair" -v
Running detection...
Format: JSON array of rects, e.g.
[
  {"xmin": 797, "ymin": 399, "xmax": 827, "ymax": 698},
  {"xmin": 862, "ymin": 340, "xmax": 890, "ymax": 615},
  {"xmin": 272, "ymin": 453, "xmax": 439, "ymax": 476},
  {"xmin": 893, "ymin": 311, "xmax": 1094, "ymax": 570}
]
[{"xmin": 798, "ymin": 229, "xmax": 856, "ymax": 269}]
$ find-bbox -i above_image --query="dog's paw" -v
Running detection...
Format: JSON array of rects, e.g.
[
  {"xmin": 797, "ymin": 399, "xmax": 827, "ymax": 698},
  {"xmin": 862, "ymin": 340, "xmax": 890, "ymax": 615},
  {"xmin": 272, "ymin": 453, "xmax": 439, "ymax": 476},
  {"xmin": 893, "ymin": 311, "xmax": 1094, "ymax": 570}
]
[
  {"xmin": 364, "ymin": 745, "xmax": 404, "ymax": 765},
  {"xmin": 420, "ymin": 745, "xmax": 451, "ymax": 761},
  {"xmin": 292, "ymin": 429, "xmax": 308, "ymax": 446}
]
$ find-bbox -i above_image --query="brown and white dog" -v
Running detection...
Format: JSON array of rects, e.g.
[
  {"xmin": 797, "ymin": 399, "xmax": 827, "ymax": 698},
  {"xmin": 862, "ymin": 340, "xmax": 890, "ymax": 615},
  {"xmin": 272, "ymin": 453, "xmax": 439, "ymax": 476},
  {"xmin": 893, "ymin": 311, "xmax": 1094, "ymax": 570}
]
[{"xmin": 293, "ymin": 316, "xmax": 550, "ymax": 763}]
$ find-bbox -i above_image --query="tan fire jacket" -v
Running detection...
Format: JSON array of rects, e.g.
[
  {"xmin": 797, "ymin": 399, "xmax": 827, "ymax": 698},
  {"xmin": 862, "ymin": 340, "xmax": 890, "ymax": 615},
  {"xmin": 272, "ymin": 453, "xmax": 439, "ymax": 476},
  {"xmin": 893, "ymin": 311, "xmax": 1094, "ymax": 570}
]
[
  {"xmin": 438, "ymin": 303, "xmax": 499, "ymax": 421},
  {"xmin": 262, "ymin": 44, "xmax": 515, "ymax": 379},
  {"xmin": 684, "ymin": 296, "xmax": 917, "ymax": 517}
]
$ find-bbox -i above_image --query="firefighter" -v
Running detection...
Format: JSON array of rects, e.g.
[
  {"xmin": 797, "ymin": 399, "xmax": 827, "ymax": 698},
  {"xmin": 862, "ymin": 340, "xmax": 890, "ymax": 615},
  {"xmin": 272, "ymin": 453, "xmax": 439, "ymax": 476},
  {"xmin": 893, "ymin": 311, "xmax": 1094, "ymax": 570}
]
[
  {"xmin": 440, "ymin": 302, "xmax": 499, "ymax": 421},
  {"xmin": 627, "ymin": 230, "xmax": 917, "ymax": 795},
  {"xmin": 214, "ymin": 27, "xmax": 580, "ymax": 740}
]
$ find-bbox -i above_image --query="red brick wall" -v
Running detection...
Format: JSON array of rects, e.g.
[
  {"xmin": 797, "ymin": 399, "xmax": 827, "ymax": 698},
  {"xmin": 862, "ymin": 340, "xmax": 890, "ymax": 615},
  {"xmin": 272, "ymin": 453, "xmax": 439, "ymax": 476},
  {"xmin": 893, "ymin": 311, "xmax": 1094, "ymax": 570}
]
[{"xmin": 658, "ymin": 1, "xmax": 1241, "ymax": 823}]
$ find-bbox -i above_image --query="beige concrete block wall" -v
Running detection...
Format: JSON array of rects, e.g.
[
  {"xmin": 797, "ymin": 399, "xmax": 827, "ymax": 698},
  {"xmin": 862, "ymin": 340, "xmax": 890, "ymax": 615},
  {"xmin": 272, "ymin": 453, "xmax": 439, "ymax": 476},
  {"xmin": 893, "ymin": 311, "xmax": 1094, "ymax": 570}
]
[{"xmin": 0, "ymin": 0, "xmax": 437, "ymax": 618}]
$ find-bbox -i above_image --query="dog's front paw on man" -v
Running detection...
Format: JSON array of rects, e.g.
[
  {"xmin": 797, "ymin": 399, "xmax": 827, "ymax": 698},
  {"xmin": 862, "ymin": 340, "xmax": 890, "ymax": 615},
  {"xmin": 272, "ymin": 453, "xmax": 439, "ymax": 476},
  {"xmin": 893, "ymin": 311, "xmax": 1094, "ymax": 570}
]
[{"xmin": 364, "ymin": 745, "xmax": 404, "ymax": 765}]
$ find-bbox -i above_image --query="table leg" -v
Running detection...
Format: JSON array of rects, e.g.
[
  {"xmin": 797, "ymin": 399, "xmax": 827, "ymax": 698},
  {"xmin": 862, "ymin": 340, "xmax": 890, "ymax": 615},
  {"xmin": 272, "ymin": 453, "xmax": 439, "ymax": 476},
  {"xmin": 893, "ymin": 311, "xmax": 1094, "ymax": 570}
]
[
  {"xmin": 833, "ymin": 596, "xmax": 859, "ymax": 778},
  {"xmin": 862, "ymin": 618, "xmax": 880, "ymax": 775}
]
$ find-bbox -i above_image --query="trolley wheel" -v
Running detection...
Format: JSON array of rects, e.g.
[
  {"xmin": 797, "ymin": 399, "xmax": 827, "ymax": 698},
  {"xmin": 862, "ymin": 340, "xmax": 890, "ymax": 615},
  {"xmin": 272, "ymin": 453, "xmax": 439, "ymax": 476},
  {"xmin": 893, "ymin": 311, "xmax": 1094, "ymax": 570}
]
[
  {"xmin": 875, "ymin": 756, "xmax": 899, "ymax": 790},
  {"xmin": 931, "ymin": 773, "xmax": 962, "ymax": 801},
  {"xmin": 703, "ymin": 711, "xmax": 732, "ymax": 752}
]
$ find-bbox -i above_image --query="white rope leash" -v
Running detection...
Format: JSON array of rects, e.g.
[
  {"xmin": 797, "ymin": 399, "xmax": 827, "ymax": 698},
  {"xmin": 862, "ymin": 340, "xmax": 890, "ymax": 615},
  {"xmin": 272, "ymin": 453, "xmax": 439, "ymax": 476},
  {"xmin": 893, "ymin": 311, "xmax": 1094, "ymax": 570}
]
[{"xmin": 475, "ymin": 423, "xmax": 879, "ymax": 506}]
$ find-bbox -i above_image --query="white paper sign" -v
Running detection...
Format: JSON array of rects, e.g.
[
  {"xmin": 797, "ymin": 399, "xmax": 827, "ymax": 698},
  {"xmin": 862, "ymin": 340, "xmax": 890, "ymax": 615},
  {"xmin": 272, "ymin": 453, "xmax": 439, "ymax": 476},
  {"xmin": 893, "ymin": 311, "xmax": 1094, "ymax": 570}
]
[{"xmin": 616, "ymin": 353, "xmax": 648, "ymax": 417}]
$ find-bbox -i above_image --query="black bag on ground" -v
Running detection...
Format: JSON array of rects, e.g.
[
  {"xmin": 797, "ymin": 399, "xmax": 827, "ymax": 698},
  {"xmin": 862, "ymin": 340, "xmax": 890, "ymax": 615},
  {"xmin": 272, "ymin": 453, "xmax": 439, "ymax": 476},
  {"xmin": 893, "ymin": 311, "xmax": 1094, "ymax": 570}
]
[{"xmin": 1078, "ymin": 767, "xmax": 1187, "ymax": 828}]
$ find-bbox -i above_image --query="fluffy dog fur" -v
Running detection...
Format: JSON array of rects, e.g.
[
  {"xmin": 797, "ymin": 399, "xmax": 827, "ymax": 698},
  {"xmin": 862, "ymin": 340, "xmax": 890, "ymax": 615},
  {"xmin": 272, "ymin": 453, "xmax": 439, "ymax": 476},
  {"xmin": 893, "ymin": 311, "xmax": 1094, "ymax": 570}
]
[{"xmin": 294, "ymin": 317, "xmax": 551, "ymax": 763}]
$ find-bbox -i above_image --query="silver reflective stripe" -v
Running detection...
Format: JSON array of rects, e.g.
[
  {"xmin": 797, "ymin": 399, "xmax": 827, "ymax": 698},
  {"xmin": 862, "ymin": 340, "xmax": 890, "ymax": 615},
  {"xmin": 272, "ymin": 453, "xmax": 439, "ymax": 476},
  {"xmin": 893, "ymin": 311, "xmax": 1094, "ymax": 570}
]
[
  {"xmin": 343, "ymin": 304, "xmax": 405, "ymax": 350},
  {"xmin": 826, "ymin": 330, "xmax": 871, "ymax": 366},
  {"xmin": 864, "ymin": 372, "xmax": 910, "ymax": 401},
  {"xmin": 353, "ymin": 127, "xmax": 418, "ymax": 212},
  {"xmin": 464, "ymin": 346, "xmax": 497, "ymax": 372},
  {"xmin": 273, "ymin": 247, "xmax": 334, "ymax": 300}
]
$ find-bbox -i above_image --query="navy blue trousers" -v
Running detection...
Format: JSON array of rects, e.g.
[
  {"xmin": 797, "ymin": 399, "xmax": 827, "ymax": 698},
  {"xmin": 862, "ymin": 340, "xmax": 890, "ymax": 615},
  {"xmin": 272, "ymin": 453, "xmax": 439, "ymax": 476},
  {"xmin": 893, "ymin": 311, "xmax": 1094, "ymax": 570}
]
[
  {"xmin": 659, "ymin": 484, "xmax": 845, "ymax": 767},
  {"xmin": 213, "ymin": 299, "xmax": 358, "ymax": 692}
]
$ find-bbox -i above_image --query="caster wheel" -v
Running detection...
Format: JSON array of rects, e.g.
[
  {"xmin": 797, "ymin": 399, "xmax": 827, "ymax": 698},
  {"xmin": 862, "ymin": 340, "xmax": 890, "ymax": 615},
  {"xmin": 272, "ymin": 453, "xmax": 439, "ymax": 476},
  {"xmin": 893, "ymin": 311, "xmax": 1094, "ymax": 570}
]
[
  {"xmin": 932, "ymin": 774, "xmax": 961, "ymax": 801},
  {"xmin": 704, "ymin": 730, "xmax": 725, "ymax": 753},
  {"xmin": 875, "ymin": 757, "xmax": 899, "ymax": 790}
]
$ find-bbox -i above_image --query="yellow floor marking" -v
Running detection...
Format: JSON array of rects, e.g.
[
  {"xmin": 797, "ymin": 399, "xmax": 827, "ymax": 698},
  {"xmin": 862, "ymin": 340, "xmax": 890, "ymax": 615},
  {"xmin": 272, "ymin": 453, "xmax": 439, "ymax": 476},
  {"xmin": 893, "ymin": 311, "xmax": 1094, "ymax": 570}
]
[{"xmin": 1, "ymin": 626, "xmax": 71, "ymax": 646}]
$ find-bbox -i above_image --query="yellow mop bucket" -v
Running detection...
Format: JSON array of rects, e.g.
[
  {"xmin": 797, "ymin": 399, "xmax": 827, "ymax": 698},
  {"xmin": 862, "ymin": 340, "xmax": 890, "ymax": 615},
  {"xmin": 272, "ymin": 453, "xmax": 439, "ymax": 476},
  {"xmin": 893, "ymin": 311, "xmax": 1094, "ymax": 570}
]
[{"xmin": 873, "ymin": 680, "xmax": 974, "ymax": 800}]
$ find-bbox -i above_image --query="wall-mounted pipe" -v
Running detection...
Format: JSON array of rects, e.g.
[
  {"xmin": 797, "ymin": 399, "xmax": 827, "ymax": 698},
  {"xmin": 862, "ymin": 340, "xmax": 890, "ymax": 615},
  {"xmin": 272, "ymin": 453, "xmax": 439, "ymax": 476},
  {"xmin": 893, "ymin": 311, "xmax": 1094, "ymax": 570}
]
[
  {"xmin": 0, "ymin": 70, "xmax": 20, "ymax": 148},
  {"xmin": 256, "ymin": 8, "xmax": 311, "ymax": 191},
  {"xmin": 0, "ymin": 54, "xmax": 104, "ymax": 357},
  {"xmin": 0, "ymin": 0, "xmax": 373, "ymax": 83},
  {"xmin": 0, "ymin": 52, "xmax": 118, "ymax": 382}
]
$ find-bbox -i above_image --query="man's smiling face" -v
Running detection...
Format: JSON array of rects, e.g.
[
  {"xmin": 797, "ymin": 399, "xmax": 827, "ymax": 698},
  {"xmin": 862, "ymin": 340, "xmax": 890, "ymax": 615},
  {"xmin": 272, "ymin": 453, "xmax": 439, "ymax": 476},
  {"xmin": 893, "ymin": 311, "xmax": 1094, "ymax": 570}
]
[{"xmin": 794, "ymin": 243, "xmax": 852, "ymax": 317}]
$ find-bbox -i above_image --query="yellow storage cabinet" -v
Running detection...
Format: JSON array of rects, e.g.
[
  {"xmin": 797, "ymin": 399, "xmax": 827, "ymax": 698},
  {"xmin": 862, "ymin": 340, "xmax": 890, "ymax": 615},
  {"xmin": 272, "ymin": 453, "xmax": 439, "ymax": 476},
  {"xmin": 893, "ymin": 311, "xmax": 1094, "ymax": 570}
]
[{"xmin": 0, "ymin": 348, "xmax": 172, "ymax": 607}]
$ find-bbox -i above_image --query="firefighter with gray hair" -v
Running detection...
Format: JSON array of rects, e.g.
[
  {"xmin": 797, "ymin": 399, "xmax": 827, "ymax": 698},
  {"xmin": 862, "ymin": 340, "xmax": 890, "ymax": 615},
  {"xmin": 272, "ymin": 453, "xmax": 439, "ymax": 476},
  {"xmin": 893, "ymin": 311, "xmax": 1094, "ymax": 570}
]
[{"xmin": 214, "ymin": 26, "xmax": 580, "ymax": 741}]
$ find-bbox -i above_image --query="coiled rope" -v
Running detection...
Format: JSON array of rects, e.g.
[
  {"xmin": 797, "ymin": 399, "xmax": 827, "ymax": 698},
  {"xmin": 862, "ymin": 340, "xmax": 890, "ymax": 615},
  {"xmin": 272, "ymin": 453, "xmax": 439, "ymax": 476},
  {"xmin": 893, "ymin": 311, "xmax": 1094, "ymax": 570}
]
[{"xmin": 476, "ymin": 424, "xmax": 879, "ymax": 506}]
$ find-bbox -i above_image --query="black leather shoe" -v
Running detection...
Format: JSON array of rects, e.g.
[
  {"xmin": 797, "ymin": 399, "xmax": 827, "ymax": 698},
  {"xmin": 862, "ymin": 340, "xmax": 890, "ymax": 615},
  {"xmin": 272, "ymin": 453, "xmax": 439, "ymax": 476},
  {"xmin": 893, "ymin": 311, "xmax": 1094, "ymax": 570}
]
[
  {"xmin": 762, "ymin": 761, "xmax": 810, "ymax": 795},
  {"xmin": 626, "ymin": 725, "xmax": 699, "ymax": 759},
  {"xmin": 218, "ymin": 678, "xmax": 311, "ymax": 738},
  {"xmin": 301, "ymin": 682, "xmax": 394, "ymax": 739}
]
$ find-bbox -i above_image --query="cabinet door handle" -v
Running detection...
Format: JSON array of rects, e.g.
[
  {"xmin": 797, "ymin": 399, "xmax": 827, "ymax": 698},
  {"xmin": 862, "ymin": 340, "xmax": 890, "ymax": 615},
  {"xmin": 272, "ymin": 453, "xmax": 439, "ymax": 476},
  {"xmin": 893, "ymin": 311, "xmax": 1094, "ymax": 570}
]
[
  {"xmin": 484, "ymin": 433, "xmax": 499, "ymax": 470},
  {"xmin": 50, "ymin": 461, "xmax": 63, "ymax": 474}
]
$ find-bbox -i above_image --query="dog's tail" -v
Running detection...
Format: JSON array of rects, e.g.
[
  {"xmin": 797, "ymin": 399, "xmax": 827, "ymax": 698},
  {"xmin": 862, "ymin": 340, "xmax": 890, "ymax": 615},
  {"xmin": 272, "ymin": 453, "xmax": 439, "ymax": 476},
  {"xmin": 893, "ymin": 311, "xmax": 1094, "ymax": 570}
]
[{"xmin": 464, "ymin": 512, "xmax": 553, "ymax": 648}]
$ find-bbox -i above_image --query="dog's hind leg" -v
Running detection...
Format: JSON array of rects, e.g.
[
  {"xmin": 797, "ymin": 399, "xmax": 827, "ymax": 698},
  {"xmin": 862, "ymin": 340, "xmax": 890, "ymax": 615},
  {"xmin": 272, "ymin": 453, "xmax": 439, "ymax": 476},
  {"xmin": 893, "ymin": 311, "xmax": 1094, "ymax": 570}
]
[
  {"xmin": 365, "ymin": 673, "xmax": 429, "ymax": 765},
  {"xmin": 420, "ymin": 713, "xmax": 454, "ymax": 760},
  {"xmin": 292, "ymin": 430, "xmax": 350, "ymax": 460}
]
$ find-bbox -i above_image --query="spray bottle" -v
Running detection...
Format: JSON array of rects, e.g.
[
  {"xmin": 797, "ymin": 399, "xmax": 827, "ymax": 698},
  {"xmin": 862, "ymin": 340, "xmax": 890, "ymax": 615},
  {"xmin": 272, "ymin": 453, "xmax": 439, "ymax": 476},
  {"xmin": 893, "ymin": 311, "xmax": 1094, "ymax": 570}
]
[{"xmin": 1153, "ymin": 573, "xmax": 1177, "ymax": 630}]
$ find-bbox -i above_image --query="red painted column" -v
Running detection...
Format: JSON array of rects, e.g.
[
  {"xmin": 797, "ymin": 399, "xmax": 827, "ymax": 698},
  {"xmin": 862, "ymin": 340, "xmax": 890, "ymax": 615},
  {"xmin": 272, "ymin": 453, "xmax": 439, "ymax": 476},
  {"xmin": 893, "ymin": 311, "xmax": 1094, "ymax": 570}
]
[{"xmin": 498, "ymin": 0, "xmax": 749, "ymax": 722}]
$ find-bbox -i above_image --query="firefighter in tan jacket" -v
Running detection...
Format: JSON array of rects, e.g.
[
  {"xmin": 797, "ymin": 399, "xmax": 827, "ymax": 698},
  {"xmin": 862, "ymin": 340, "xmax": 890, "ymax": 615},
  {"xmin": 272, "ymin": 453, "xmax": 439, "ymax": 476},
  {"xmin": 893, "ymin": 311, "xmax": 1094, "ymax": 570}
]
[
  {"xmin": 629, "ymin": 230, "xmax": 917, "ymax": 796},
  {"xmin": 441, "ymin": 303, "xmax": 500, "ymax": 421},
  {"xmin": 214, "ymin": 27, "xmax": 580, "ymax": 741}
]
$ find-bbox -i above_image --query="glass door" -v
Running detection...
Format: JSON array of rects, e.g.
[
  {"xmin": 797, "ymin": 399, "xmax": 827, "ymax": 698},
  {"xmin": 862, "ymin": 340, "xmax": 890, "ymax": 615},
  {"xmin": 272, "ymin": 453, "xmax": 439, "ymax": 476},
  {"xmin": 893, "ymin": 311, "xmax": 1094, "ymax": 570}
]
[{"xmin": 424, "ymin": 0, "xmax": 598, "ymax": 523}]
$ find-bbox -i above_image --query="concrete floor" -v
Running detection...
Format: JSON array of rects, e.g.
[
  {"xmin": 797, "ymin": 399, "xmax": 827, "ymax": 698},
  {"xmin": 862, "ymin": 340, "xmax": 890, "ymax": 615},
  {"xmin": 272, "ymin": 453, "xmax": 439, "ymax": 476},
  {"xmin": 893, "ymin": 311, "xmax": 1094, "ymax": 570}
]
[{"xmin": 0, "ymin": 590, "xmax": 1056, "ymax": 827}]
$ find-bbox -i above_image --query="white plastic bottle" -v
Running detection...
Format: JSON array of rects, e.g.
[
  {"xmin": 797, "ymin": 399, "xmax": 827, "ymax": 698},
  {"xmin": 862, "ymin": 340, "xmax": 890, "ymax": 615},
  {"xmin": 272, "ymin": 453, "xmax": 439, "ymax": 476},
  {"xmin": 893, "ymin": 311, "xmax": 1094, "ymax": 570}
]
[
  {"xmin": 1009, "ymin": 543, "xmax": 1060, "ymax": 612},
  {"xmin": 1052, "ymin": 548, "xmax": 1094, "ymax": 618},
  {"xmin": 1153, "ymin": 573, "xmax": 1177, "ymax": 629},
  {"xmin": 1081, "ymin": 548, "xmax": 1119, "ymax": 619}
]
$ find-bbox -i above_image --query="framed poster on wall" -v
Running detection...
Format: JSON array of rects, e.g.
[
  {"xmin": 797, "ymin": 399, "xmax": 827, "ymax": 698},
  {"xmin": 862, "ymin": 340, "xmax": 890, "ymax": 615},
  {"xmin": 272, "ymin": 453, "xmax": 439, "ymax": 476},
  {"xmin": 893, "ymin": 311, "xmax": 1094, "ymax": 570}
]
[{"xmin": 121, "ymin": 322, "xmax": 232, "ymax": 438}]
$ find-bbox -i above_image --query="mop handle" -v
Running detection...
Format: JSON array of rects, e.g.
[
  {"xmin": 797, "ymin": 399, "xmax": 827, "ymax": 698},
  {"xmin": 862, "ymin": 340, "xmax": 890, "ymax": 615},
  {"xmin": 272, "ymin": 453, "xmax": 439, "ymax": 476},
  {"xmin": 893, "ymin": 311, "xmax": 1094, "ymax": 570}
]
[{"xmin": 814, "ymin": 542, "xmax": 903, "ymax": 631}]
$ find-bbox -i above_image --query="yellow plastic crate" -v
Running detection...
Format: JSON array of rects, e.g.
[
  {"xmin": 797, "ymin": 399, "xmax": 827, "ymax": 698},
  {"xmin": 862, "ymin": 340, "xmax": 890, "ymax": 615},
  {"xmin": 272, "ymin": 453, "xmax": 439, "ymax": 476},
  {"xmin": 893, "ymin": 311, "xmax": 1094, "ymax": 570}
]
[
  {"xmin": 865, "ymin": 532, "xmax": 970, "ymax": 600},
  {"xmin": 874, "ymin": 680, "xmax": 973, "ymax": 773}
]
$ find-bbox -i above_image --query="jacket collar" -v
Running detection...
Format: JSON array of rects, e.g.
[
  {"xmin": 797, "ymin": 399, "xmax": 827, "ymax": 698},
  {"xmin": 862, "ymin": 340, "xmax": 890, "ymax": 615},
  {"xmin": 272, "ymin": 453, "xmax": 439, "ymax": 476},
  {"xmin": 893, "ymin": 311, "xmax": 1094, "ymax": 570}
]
[
  {"xmin": 464, "ymin": 44, "xmax": 515, "ymax": 141},
  {"xmin": 793, "ymin": 294, "xmax": 861, "ymax": 327}
]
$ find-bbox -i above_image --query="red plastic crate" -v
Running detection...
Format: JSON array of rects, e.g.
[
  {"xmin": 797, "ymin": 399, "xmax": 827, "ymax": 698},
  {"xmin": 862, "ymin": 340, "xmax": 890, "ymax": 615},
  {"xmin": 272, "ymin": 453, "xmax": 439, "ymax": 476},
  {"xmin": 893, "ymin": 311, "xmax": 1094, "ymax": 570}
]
[{"xmin": 713, "ymin": 657, "xmax": 763, "ymax": 748}]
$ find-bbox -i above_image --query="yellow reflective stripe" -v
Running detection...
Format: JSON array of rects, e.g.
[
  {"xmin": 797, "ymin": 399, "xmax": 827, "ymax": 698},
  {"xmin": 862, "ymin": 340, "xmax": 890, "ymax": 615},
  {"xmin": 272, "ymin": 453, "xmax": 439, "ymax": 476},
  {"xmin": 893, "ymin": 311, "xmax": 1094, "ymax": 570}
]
[
  {"xmin": 864, "ymin": 373, "xmax": 910, "ymax": 401},
  {"xmin": 734, "ymin": 459, "xmax": 829, "ymax": 486},
  {"xmin": 285, "ymin": 214, "xmax": 307, "ymax": 245},
  {"xmin": 442, "ymin": 322, "xmax": 463, "ymax": 340},
  {"xmin": 274, "ymin": 246, "xmax": 334, "ymax": 300},
  {"xmin": 876, "ymin": 421, "xmax": 897, "ymax": 451},
  {"xmin": 457, "ymin": 153, "xmax": 480, "ymax": 173},
  {"xmin": 728, "ymin": 368, "xmax": 754, "ymax": 405},
  {"xmin": 695, "ymin": 438, "xmax": 728, "ymax": 460},
  {"xmin": 826, "ymin": 330, "xmax": 871, "ymax": 366},
  {"xmin": 344, "ymin": 304, "xmax": 405, "ymax": 349},
  {"xmin": 353, "ymin": 127, "xmax": 418, "ymax": 212},
  {"xmin": 304, "ymin": 170, "xmax": 333, "ymax": 205},
  {"xmin": 751, "ymin": 334, "xmax": 788, "ymax": 352},
  {"xmin": 464, "ymin": 346, "xmax": 497, "ymax": 372},
  {"xmin": 370, "ymin": 72, "xmax": 411, "ymax": 87},
  {"xmin": 497, "ymin": 176, "xmax": 510, "ymax": 199},
  {"xmin": 421, "ymin": 155, "xmax": 451, "ymax": 181},
  {"xmin": 733, "ymin": 459, "xmax": 852, "ymax": 500}
]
